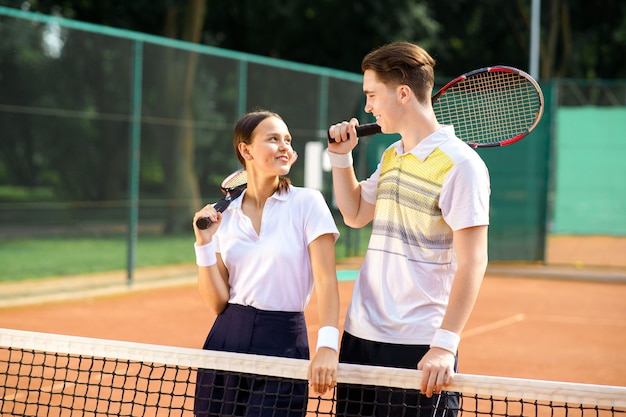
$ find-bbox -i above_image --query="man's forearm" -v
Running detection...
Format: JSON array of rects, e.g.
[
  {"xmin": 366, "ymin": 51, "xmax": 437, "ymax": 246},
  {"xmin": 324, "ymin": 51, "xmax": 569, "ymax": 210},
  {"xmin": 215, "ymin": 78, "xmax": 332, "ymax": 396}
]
[{"xmin": 331, "ymin": 166, "xmax": 363, "ymax": 226}]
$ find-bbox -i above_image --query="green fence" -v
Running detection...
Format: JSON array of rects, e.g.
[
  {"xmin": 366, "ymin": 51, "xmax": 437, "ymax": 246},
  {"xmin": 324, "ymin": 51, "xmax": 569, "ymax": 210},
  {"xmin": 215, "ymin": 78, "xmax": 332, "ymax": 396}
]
[
  {"xmin": 1, "ymin": 7, "xmax": 625, "ymax": 282},
  {"xmin": 0, "ymin": 7, "xmax": 367, "ymax": 281}
]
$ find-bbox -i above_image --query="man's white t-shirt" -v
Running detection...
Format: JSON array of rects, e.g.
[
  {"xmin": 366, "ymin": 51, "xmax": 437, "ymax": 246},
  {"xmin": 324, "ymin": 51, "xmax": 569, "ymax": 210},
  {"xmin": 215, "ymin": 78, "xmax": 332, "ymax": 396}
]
[{"xmin": 344, "ymin": 126, "xmax": 491, "ymax": 345}]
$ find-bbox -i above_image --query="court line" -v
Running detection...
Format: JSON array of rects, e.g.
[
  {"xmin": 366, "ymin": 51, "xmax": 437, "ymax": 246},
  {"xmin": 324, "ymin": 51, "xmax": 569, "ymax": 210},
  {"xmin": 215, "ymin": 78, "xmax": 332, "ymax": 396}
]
[
  {"xmin": 461, "ymin": 313, "xmax": 626, "ymax": 342},
  {"xmin": 462, "ymin": 314, "xmax": 526, "ymax": 338},
  {"xmin": 528, "ymin": 314, "xmax": 626, "ymax": 327}
]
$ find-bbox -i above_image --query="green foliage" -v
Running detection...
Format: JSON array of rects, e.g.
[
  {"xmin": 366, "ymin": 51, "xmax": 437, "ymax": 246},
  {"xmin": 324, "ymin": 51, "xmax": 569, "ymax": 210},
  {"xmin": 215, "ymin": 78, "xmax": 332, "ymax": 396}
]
[
  {"xmin": 201, "ymin": 0, "xmax": 442, "ymax": 74},
  {"xmin": 0, "ymin": 185, "xmax": 54, "ymax": 202},
  {"xmin": 2, "ymin": 0, "xmax": 624, "ymax": 78}
]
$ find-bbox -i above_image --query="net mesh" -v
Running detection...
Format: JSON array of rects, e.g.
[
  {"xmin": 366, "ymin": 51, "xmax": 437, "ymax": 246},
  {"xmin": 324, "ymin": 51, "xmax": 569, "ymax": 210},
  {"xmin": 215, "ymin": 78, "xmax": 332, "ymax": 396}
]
[
  {"xmin": 1, "ymin": 328, "xmax": 625, "ymax": 417},
  {"xmin": 433, "ymin": 68, "xmax": 544, "ymax": 147}
]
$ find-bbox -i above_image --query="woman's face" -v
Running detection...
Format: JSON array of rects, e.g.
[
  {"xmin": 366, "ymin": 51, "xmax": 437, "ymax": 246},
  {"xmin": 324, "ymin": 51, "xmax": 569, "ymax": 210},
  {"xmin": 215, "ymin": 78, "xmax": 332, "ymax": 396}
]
[{"xmin": 242, "ymin": 116, "xmax": 294, "ymax": 177}]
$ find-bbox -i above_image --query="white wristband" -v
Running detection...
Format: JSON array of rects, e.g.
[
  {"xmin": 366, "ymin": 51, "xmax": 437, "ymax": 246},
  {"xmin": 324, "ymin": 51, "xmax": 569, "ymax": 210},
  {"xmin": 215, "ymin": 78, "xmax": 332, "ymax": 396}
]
[
  {"xmin": 316, "ymin": 326, "xmax": 339, "ymax": 352},
  {"xmin": 326, "ymin": 150, "xmax": 353, "ymax": 168},
  {"xmin": 194, "ymin": 241, "xmax": 217, "ymax": 267},
  {"xmin": 430, "ymin": 329, "xmax": 460, "ymax": 354}
]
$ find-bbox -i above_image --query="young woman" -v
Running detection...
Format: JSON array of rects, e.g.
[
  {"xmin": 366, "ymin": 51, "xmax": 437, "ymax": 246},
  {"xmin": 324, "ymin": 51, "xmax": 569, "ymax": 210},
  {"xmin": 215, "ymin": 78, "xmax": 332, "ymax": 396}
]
[{"xmin": 193, "ymin": 110, "xmax": 340, "ymax": 417}]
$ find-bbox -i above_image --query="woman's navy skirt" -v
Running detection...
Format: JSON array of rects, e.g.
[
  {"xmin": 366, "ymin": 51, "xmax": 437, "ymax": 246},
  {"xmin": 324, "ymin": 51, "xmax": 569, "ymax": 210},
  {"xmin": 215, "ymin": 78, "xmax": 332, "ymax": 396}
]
[{"xmin": 194, "ymin": 303, "xmax": 310, "ymax": 417}]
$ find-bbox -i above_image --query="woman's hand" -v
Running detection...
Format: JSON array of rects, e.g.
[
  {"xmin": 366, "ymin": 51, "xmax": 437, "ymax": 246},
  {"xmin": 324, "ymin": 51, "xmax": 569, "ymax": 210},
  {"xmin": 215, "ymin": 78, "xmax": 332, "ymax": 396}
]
[
  {"xmin": 308, "ymin": 347, "xmax": 338, "ymax": 396},
  {"xmin": 193, "ymin": 204, "xmax": 222, "ymax": 245}
]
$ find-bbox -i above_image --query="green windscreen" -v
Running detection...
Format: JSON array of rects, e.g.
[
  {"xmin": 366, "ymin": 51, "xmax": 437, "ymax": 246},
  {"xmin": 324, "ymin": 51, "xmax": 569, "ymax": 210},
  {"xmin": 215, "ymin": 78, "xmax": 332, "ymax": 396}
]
[{"xmin": 552, "ymin": 107, "xmax": 626, "ymax": 235}]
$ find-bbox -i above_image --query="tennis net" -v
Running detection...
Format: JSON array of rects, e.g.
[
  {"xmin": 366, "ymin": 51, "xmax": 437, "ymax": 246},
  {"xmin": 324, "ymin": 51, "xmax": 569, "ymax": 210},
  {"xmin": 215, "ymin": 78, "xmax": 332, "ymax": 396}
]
[{"xmin": 1, "ymin": 328, "xmax": 625, "ymax": 417}]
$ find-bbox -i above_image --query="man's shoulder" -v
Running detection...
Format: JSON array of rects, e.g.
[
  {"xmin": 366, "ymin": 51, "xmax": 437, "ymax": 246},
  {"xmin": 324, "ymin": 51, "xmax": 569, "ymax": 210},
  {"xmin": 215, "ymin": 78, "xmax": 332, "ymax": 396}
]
[{"xmin": 439, "ymin": 135, "xmax": 487, "ymax": 166}]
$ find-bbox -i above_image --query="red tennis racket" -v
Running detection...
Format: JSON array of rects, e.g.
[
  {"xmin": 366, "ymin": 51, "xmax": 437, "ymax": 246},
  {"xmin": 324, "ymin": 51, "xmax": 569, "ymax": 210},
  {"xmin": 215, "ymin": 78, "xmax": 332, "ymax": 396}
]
[{"xmin": 328, "ymin": 66, "xmax": 544, "ymax": 148}]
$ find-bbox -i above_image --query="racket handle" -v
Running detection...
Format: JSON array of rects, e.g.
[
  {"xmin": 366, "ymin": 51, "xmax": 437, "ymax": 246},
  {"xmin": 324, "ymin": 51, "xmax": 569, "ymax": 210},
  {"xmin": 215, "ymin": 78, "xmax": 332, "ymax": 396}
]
[
  {"xmin": 195, "ymin": 194, "xmax": 236, "ymax": 230},
  {"xmin": 327, "ymin": 123, "xmax": 382, "ymax": 143},
  {"xmin": 196, "ymin": 217, "xmax": 211, "ymax": 230}
]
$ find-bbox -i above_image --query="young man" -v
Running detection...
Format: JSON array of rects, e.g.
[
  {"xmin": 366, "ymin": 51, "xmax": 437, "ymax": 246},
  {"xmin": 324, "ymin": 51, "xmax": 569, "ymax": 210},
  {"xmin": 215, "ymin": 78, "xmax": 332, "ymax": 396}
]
[{"xmin": 327, "ymin": 42, "xmax": 490, "ymax": 416}]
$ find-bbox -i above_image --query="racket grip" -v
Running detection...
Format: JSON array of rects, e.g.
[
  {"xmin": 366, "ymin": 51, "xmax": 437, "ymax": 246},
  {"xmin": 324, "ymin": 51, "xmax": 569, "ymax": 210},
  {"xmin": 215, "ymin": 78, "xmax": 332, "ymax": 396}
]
[
  {"xmin": 195, "ymin": 196, "xmax": 234, "ymax": 230},
  {"xmin": 196, "ymin": 217, "xmax": 212, "ymax": 230},
  {"xmin": 196, "ymin": 217, "xmax": 211, "ymax": 230},
  {"xmin": 327, "ymin": 123, "xmax": 382, "ymax": 143}
]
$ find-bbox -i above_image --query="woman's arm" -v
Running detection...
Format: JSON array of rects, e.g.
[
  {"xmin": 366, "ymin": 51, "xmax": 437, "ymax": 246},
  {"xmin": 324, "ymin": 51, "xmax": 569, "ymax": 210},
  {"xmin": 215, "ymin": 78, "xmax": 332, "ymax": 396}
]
[
  {"xmin": 196, "ymin": 252, "xmax": 230, "ymax": 315},
  {"xmin": 307, "ymin": 233, "xmax": 340, "ymax": 395},
  {"xmin": 193, "ymin": 208, "xmax": 230, "ymax": 316}
]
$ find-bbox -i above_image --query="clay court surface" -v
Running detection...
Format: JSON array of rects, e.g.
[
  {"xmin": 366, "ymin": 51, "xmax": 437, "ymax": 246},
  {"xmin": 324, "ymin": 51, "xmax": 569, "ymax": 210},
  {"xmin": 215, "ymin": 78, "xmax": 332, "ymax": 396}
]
[{"xmin": 1, "ymin": 244, "xmax": 626, "ymax": 389}]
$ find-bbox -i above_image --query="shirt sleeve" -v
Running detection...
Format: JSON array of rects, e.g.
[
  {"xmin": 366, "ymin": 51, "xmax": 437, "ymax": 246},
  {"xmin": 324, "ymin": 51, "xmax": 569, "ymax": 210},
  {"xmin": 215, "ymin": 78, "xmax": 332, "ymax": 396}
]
[
  {"xmin": 360, "ymin": 163, "xmax": 381, "ymax": 204},
  {"xmin": 302, "ymin": 189, "xmax": 340, "ymax": 244},
  {"xmin": 440, "ymin": 156, "xmax": 491, "ymax": 231}
]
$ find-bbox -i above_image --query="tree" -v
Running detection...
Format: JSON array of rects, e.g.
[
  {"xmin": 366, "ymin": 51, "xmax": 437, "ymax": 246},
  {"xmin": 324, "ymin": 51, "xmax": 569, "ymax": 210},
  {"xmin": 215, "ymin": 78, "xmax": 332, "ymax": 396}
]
[
  {"xmin": 200, "ymin": 0, "xmax": 441, "ymax": 73},
  {"xmin": 4, "ymin": 0, "xmax": 624, "ymax": 78},
  {"xmin": 0, "ymin": 0, "xmax": 208, "ymax": 232},
  {"xmin": 416, "ymin": 0, "xmax": 625, "ymax": 80},
  {"xmin": 157, "ymin": 0, "xmax": 206, "ymax": 233}
]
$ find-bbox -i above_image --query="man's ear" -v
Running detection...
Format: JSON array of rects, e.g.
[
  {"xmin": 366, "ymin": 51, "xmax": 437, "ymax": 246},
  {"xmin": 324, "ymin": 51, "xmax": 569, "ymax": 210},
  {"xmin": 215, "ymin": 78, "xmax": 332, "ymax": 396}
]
[{"xmin": 397, "ymin": 84, "xmax": 413, "ymax": 103}]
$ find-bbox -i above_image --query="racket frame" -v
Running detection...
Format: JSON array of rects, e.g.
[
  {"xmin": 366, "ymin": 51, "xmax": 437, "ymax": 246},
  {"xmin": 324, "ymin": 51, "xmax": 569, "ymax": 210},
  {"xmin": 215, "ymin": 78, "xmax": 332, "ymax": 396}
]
[
  {"xmin": 196, "ymin": 170, "xmax": 248, "ymax": 230},
  {"xmin": 432, "ymin": 65, "xmax": 544, "ymax": 148}
]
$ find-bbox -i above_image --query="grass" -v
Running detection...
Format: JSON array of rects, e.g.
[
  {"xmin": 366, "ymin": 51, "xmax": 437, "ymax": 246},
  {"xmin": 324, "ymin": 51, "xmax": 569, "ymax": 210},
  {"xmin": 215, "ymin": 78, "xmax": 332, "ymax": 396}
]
[
  {"xmin": 0, "ymin": 234, "xmax": 194, "ymax": 282},
  {"xmin": 0, "ymin": 185, "xmax": 55, "ymax": 202},
  {"xmin": 0, "ymin": 225, "xmax": 370, "ymax": 282}
]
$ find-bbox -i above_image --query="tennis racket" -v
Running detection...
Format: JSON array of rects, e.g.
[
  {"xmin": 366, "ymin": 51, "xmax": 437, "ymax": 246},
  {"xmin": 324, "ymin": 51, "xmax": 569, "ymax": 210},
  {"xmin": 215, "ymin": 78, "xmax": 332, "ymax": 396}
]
[
  {"xmin": 195, "ymin": 152, "xmax": 298, "ymax": 230},
  {"xmin": 195, "ymin": 169, "xmax": 248, "ymax": 230},
  {"xmin": 328, "ymin": 65, "xmax": 544, "ymax": 148}
]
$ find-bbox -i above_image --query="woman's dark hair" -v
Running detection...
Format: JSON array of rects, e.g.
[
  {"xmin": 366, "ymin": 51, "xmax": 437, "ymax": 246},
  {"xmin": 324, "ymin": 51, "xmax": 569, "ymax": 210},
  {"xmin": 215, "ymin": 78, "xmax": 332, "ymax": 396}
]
[{"xmin": 233, "ymin": 110, "xmax": 291, "ymax": 194}]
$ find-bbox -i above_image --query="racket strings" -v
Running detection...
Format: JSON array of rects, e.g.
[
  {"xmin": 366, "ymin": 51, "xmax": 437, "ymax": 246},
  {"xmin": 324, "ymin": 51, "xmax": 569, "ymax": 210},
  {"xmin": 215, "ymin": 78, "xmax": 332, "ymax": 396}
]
[
  {"xmin": 435, "ymin": 71, "xmax": 542, "ymax": 145},
  {"xmin": 221, "ymin": 170, "xmax": 248, "ymax": 191}
]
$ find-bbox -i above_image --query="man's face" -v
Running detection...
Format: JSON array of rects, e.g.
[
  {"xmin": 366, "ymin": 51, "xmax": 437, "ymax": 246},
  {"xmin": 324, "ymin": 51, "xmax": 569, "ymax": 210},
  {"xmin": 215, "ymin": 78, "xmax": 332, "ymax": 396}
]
[{"xmin": 363, "ymin": 70, "xmax": 402, "ymax": 134}]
